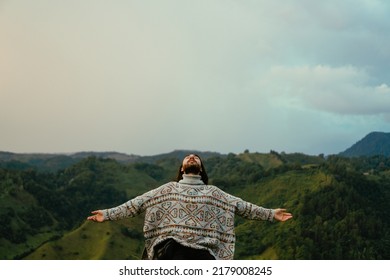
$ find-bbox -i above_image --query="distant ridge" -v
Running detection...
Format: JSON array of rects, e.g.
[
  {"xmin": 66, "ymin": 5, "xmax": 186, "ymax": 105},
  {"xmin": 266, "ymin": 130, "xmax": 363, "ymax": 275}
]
[
  {"xmin": 339, "ymin": 132, "xmax": 390, "ymax": 157},
  {"xmin": 0, "ymin": 150, "xmax": 222, "ymax": 163},
  {"xmin": 0, "ymin": 150, "xmax": 140, "ymax": 163},
  {"xmin": 138, "ymin": 150, "xmax": 224, "ymax": 163},
  {"xmin": 0, "ymin": 151, "xmax": 139, "ymax": 172},
  {"xmin": 0, "ymin": 150, "xmax": 223, "ymax": 171},
  {"xmin": 70, "ymin": 151, "xmax": 140, "ymax": 162}
]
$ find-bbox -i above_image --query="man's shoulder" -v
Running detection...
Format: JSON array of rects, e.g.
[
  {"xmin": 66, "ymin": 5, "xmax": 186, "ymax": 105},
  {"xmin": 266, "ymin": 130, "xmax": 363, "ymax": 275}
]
[{"xmin": 159, "ymin": 181, "xmax": 178, "ymax": 188}]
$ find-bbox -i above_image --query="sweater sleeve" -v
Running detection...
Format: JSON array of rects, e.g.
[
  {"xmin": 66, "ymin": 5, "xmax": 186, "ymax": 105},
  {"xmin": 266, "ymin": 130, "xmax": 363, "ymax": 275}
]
[
  {"xmin": 102, "ymin": 195, "xmax": 147, "ymax": 221},
  {"xmin": 102, "ymin": 183, "xmax": 166, "ymax": 221},
  {"xmin": 235, "ymin": 199, "xmax": 275, "ymax": 222},
  {"xmin": 213, "ymin": 187, "xmax": 275, "ymax": 222}
]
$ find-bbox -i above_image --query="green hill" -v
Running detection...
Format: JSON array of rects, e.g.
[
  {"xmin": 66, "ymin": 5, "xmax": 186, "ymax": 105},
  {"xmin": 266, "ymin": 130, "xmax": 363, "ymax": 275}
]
[
  {"xmin": 340, "ymin": 131, "xmax": 390, "ymax": 157},
  {"xmin": 1, "ymin": 151, "xmax": 389, "ymax": 260},
  {"xmin": 24, "ymin": 217, "xmax": 145, "ymax": 260},
  {"xmin": 237, "ymin": 151, "xmax": 283, "ymax": 170}
]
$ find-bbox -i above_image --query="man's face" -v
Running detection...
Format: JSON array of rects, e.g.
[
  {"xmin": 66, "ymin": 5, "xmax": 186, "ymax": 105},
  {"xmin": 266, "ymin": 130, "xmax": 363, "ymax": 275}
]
[{"xmin": 181, "ymin": 154, "xmax": 202, "ymax": 174}]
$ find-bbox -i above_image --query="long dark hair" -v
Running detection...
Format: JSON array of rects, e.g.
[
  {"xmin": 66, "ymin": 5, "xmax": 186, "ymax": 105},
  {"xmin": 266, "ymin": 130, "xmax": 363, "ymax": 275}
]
[{"xmin": 175, "ymin": 154, "xmax": 209, "ymax": 185}]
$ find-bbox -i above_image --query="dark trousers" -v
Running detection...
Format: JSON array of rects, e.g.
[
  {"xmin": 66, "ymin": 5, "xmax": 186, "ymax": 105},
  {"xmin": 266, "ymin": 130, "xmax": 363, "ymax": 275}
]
[{"xmin": 152, "ymin": 239, "xmax": 215, "ymax": 260}]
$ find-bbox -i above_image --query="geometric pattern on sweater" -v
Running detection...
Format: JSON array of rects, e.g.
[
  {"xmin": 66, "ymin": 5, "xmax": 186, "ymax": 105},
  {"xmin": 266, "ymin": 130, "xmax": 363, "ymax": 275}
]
[{"xmin": 103, "ymin": 176, "xmax": 274, "ymax": 260}]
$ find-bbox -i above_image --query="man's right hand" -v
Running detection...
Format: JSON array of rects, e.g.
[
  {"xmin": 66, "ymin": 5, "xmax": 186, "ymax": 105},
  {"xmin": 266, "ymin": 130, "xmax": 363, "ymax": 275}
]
[{"xmin": 87, "ymin": 210, "xmax": 105, "ymax": 222}]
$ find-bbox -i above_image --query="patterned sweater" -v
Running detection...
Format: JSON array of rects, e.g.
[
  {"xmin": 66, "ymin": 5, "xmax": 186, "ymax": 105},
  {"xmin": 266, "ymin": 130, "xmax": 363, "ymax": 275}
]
[{"xmin": 103, "ymin": 174, "xmax": 275, "ymax": 260}]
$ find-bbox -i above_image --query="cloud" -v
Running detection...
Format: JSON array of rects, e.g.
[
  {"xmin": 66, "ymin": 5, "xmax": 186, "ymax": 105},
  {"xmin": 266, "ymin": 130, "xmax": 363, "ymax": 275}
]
[
  {"xmin": 257, "ymin": 65, "xmax": 390, "ymax": 116},
  {"xmin": 1, "ymin": 1, "xmax": 390, "ymax": 155}
]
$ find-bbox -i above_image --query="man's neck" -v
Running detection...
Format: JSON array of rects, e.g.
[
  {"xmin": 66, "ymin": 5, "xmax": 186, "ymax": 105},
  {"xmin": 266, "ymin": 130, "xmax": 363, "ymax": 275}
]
[{"xmin": 180, "ymin": 174, "xmax": 204, "ymax": 185}]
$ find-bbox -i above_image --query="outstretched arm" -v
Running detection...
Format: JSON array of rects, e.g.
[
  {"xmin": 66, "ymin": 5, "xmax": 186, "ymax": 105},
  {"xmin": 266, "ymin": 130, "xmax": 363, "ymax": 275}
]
[
  {"xmin": 87, "ymin": 210, "xmax": 105, "ymax": 222},
  {"xmin": 87, "ymin": 183, "xmax": 171, "ymax": 222},
  {"xmin": 273, "ymin": 208, "xmax": 293, "ymax": 222}
]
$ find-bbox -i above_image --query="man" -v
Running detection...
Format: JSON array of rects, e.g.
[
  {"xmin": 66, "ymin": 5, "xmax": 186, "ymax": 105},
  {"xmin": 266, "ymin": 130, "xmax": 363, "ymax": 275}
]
[{"xmin": 87, "ymin": 154, "xmax": 292, "ymax": 260}]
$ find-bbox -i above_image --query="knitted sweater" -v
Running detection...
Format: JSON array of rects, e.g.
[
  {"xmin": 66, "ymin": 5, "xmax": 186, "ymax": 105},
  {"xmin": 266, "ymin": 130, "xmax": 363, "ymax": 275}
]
[{"xmin": 103, "ymin": 174, "xmax": 275, "ymax": 260}]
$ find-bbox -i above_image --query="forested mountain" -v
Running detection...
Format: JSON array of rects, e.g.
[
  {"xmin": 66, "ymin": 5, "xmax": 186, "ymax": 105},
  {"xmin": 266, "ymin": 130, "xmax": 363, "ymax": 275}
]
[
  {"xmin": 0, "ymin": 150, "xmax": 221, "ymax": 172},
  {"xmin": 340, "ymin": 132, "xmax": 390, "ymax": 157},
  {"xmin": 1, "ymin": 151, "xmax": 389, "ymax": 260}
]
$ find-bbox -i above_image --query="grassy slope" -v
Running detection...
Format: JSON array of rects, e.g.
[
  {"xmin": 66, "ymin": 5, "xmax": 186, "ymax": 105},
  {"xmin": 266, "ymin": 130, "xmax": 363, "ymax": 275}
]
[
  {"xmin": 22, "ymin": 164, "xmax": 152, "ymax": 260},
  {"xmin": 6, "ymin": 152, "xmax": 389, "ymax": 260},
  {"xmin": 24, "ymin": 216, "xmax": 145, "ymax": 260},
  {"xmin": 3, "ymin": 160, "xmax": 158, "ymax": 260},
  {"xmin": 113, "ymin": 167, "xmax": 159, "ymax": 198},
  {"xmin": 0, "ymin": 184, "xmax": 62, "ymax": 259},
  {"xmin": 25, "ymin": 169, "xmax": 329, "ymax": 260},
  {"xmin": 233, "ymin": 169, "xmax": 331, "ymax": 259},
  {"xmin": 238, "ymin": 152, "xmax": 283, "ymax": 170},
  {"xmin": 18, "ymin": 153, "xmax": 330, "ymax": 260},
  {"xmin": 27, "ymin": 170, "xmax": 330, "ymax": 259}
]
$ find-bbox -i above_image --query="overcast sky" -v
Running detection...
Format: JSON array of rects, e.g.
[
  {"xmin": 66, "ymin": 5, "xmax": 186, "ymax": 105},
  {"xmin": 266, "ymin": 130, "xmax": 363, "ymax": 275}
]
[{"xmin": 1, "ymin": 0, "xmax": 390, "ymax": 156}]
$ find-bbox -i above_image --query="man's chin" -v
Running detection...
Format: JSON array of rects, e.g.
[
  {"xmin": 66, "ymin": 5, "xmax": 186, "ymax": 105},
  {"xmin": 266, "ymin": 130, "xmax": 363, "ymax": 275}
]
[{"xmin": 184, "ymin": 165, "xmax": 201, "ymax": 175}]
